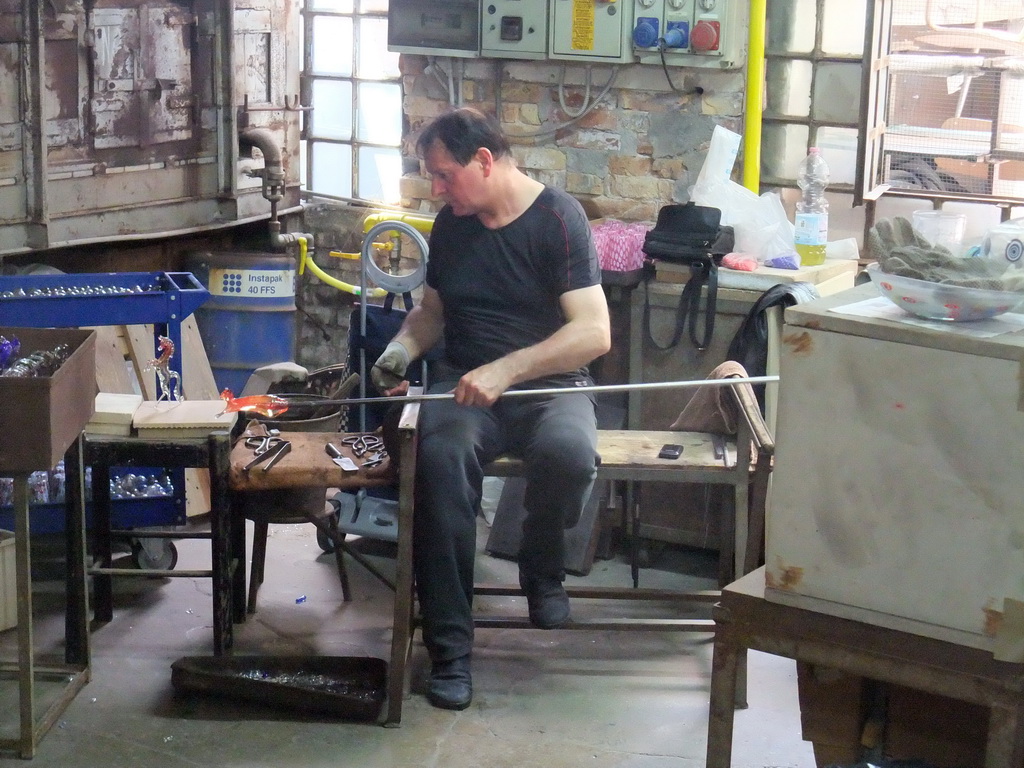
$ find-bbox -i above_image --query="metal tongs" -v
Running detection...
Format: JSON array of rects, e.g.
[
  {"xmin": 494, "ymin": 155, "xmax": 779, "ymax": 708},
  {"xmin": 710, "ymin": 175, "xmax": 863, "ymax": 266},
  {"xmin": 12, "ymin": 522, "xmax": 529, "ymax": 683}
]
[{"xmin": 243, "ymin": 431, "xmax": 292, "ymax": 471}]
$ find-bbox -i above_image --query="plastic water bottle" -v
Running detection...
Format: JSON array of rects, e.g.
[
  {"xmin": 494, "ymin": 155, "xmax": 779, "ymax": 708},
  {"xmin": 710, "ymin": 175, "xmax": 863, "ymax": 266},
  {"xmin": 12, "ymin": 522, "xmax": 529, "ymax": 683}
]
[{"xmin": 794, "ymin": 148, "xmax": 830, "ymax": 266}]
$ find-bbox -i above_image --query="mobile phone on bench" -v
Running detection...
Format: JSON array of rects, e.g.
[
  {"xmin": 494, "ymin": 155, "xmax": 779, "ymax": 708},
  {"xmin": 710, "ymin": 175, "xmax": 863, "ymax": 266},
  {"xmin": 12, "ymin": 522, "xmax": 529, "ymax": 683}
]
[{"xmin": 658, "ymin": 443, "xmax": 683, "ymax": 460}]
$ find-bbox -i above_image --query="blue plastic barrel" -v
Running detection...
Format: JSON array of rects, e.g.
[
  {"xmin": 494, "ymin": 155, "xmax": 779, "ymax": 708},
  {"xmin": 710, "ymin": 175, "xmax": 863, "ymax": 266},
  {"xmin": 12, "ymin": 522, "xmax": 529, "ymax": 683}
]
[{"xmin": 186, "ymin": 251, "xmax": 297, "ymax": 395}]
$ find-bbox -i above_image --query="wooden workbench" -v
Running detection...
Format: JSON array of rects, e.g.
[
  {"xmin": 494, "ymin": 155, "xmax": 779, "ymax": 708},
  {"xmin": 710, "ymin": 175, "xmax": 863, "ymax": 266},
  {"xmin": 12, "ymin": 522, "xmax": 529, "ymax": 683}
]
[
  {"xmin": 228, "ymin": 431, "xmax": 395, "ymax": 492},
  {"xmin": 706, "ymin": 567, "xmax": 1024, "ymax": 768},
  {"xmin": 227, "ymin": 390, "xmax": 771, "ymax": 726}
]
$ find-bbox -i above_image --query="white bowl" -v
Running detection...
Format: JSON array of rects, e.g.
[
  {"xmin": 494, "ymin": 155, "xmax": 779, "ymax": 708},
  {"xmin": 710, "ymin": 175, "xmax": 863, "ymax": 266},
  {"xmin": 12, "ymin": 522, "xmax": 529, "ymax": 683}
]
[{"xmin": 865, "ymin": 262, "xmax": 1024, "ymax": 322}]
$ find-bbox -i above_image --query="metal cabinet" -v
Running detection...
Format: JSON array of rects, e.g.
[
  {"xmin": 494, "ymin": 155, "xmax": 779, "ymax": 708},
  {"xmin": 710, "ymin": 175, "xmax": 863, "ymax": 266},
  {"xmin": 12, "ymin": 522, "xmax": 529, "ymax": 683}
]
[
  {"xmin": 0, "ymin": 0, "xmax": 301, "ymax": 256},
  {"xmin": 765, "ymin": 284, "xmax": 1024, "ymax": 652}
]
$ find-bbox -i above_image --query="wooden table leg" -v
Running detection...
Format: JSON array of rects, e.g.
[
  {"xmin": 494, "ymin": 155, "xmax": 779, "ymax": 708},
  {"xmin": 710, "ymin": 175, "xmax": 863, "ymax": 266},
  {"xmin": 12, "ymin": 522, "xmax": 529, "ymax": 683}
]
[
  {"xmin": 707, "ymin": 604, "xmax": 740, "ymax": 768},
  {"xmin": 90, "ymin": 464, "xmax": 113, "ymax": 624},
  {"xmin": 384, "ymin": 430, "xmax": 417, "ymax": 726},
  {"xmin": 208, "ymin": 432, "xmax": 232, "ymax": 654},
  {"xmin": 987, "ymin": 701, "xmax": 1024, "ymax": 768}
]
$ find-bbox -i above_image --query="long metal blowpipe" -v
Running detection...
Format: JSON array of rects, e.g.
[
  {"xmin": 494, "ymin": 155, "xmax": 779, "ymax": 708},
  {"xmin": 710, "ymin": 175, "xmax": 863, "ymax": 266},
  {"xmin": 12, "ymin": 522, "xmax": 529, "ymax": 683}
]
[{"xmin": 288, "ymin": 375, "xmax": 780, "ymax": 410}]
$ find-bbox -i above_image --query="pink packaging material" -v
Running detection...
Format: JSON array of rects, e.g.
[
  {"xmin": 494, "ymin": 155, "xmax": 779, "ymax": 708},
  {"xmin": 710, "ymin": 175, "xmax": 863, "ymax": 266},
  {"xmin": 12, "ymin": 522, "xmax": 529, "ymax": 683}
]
[
  {"xmin": 593, "ymin": 221, "xmax": 649, "ymax": 272},
  {"xmin": 722, "ymin": 253, "xmax": 758, "ymax": 271}
]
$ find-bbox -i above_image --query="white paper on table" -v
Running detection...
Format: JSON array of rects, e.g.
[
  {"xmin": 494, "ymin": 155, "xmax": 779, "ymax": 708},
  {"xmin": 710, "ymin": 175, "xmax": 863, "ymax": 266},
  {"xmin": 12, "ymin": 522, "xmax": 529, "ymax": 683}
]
[{"xmin": 830, "ymin": 296, "xmax": 1024, "ymax": 338}]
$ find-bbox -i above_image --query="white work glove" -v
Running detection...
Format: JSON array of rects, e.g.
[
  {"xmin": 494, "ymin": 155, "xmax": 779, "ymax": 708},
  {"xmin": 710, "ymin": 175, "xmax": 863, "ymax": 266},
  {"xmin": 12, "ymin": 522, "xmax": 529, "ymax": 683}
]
[{"xmin": 371, "ymin": 341, "xmax": 410, "ymax": 392}]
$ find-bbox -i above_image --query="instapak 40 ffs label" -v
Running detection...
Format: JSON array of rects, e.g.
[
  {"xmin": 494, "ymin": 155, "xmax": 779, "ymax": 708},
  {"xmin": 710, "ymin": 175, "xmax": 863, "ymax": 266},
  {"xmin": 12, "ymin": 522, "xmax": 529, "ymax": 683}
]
[{"xmin": 209, "ymin": 268, "xmax": 296, "ymax": 298}]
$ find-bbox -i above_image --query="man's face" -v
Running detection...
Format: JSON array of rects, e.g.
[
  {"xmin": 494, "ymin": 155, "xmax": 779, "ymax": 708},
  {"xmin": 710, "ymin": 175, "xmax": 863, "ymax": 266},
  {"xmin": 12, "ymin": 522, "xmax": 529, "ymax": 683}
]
[{"xmin": 423, "ymin": 139, "xmax": 485, "ymax": 217}]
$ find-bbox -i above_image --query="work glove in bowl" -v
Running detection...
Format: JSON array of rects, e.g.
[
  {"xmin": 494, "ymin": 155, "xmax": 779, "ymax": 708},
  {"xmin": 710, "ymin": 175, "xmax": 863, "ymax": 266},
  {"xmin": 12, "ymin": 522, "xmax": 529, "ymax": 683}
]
[{"xmin": 371, "ymin": 341, "xmax": 410, "ymax": 393}]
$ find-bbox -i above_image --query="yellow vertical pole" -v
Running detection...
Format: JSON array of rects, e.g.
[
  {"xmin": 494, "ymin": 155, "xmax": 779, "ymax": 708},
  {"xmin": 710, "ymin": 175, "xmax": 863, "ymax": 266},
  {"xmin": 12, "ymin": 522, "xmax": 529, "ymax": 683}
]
[{"xmin": 743, "ymin": 0, "xmax": 768, "ymax": 193}]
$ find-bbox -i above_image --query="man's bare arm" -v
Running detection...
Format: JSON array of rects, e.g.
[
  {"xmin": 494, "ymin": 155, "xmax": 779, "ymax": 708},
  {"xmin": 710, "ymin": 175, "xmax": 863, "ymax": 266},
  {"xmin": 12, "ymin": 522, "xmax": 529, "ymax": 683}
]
[{"xmin": 453, "ymin": 283, "xmax": 611, "ymax": 406}]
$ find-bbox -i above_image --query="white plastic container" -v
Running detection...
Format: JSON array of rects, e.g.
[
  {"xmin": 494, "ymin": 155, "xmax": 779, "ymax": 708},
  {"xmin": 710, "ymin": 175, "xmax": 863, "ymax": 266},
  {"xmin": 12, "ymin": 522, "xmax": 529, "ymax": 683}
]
[{"xmin": 912, "ymin": 210, "xmax": 967, "ymax": 255}]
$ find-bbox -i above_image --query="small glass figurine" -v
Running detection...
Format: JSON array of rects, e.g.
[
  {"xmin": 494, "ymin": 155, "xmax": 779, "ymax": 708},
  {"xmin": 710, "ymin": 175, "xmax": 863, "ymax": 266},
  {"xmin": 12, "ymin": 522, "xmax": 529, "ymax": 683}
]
[{"xmin": 145, "ymin": 336, "xmax": 183, "ymax": 401}]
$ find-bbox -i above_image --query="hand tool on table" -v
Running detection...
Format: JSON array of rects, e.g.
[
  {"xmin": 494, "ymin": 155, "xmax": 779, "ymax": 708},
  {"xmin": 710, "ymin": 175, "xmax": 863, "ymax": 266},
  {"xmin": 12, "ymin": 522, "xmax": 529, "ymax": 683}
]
[
  {"xmin": 340, "ymin": 433, "xmax": 384, "ymax": 457},
  {"xmin": 361, "ymin": 450, "xmax": 387, "ymax": 468},
  {"xmin": 325, "ymin": 442, "xmax": 359, "ymax": 472},
  {"xmin": 243, "ymin": 435, "xmax": 292, "ymax": 471}
]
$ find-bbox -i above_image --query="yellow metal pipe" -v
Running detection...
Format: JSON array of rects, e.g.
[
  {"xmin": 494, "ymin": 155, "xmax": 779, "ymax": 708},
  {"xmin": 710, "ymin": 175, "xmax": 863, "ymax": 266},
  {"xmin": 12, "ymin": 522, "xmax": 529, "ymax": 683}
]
[
  {"xmin": 297, "ymin": 237, "xmax": 386, "ymax": 297},
  {"xmin": 362, "ymin": 211, "xmax": 435, "ymax": 235},
  {"xmin": 743, "ymin": 0, "xmax": 767, "ymax": 193}
]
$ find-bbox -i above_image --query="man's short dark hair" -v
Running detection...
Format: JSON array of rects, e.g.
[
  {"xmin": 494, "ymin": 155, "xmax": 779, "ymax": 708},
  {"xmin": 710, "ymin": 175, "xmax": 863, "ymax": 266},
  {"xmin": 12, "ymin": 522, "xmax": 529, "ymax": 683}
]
[{"xmin": 416, "ymin": 107, "xmax": 511, "ymax": 165}]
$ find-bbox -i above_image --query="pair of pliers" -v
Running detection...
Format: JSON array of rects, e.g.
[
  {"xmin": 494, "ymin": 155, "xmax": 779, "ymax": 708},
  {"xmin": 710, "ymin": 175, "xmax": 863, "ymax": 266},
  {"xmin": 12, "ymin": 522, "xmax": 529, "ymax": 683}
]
[
  {"xmin": 243, "ymin": 435, "xmax": 292, "ymax": 471},
  {"xmin": 341, "ymin": 433, "xmax": 383, "ymax": 457}
]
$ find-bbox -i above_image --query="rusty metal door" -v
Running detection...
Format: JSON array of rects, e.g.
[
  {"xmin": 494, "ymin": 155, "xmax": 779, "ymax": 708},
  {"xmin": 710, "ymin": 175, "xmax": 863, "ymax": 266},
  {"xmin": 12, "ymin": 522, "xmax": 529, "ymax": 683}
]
[{"xmin": 89, "ymin": 4, "xmax": 195, "ymax": 149}]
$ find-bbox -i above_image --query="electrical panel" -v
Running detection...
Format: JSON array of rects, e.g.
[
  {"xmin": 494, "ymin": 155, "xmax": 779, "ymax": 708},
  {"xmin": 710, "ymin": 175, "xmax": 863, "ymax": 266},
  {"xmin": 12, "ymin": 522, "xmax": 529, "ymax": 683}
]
[
  {"xmin": 632, "ymin": 0, "xmax": 746, "ymax": 68},
  {"xmin": 388, "ymin": 0, "xmax": 482, "ymax": 58},
  {"xmin": 481, "ymin": 0, "xmax": 549, "ymax": 59},
  {"xmin": 549, "ymin": 0, "xmax": 635, "ymax": 63}
]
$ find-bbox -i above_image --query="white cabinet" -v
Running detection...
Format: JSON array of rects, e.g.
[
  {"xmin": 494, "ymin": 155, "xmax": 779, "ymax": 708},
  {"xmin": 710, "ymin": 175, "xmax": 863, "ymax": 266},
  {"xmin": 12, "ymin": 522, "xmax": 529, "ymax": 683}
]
[{"xmin": 765, "ymin": 284, "xmax": 1024, "ymax": 652}]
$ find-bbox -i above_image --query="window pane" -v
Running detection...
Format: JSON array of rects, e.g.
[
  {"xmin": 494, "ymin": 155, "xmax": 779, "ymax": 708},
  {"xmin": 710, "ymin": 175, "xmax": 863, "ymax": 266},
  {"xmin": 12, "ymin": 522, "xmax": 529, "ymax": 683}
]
[
  {"xmin": 300, "ymin": 139, "xmax": 308, "ymax": 188},
  {"xmin": 821, "ymin": 0, "xmax": 866, "ymax": 55},
  {"xmin": 817, "ymin": 126, "xmax": 860, "ymax": 185},
  {"xmin": 312, "ymin": 16, "xmax": 353, "ymax": 76},
  {"xmin": 766, "ymin": 59, "xmax": 812, "ymax": 118},
  {"xmin": 310, "ymin": 0, "xmax": 354, "ymax": 11},
  {"xmin": 360, "ymin": 0, "xmax": 389, "ymax": 13},
  {"xmin": 358, "ymin": 145, "xmax": 402, "ymax": 204},
  {"xmin": 311, "ymin": 142, "xmax": 353, "ymax": 197},
  {"xmin": 766, "ymin": 0, "xmax": 816, "ymax": 54},
  {"xmin": 357, "ymin": 18, "xmax": 400, "ymax": 79},
  {"xmin": 357, "ymin": 82, "xmax": 402, "ymax": 145},
  {"xmin": 812, "ymin": 63, "xmax": 862, "ymax": 123},
  {"xmin": 762, "ymin": 123, "xmax": 810, "ymax": 180},
  {"xmin": 311, "ymin": 79, "xmax": 353, "ymax": 140}
]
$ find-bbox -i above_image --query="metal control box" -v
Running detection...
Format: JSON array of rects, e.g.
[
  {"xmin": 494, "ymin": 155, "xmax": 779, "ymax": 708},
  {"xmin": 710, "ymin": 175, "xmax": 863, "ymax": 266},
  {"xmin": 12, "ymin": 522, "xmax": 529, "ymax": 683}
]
[{"xmin": 481, "ymin": 0, "xmax": 549, "ymax": 59}]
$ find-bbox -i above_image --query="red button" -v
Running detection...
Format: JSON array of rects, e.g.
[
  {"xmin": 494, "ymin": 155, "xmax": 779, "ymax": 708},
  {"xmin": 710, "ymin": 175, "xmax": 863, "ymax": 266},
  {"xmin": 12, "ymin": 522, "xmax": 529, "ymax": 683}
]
[{"xmin": 691, "ymin": 20, "xmax": 720, "ymax": 51}]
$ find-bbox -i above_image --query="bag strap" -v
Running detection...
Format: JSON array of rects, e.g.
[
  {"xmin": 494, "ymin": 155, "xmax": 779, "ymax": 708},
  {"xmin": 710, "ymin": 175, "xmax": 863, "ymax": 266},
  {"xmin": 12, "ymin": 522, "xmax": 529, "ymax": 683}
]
[
  {"xmin": 382, "ymin": 292, "xmax": 415, "ymax": 312},
  {"xmin": 643, "ymin": 258, "xmax": 718, "ymax": 352}
]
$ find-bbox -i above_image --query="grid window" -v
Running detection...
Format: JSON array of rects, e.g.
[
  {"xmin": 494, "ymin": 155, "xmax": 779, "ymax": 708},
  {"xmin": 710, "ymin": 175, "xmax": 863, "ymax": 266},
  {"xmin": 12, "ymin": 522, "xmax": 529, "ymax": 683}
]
[
  {"xmin": 302, "ymin": 1, "xmax": 403, "ymax": 204},
  {"xmin": 763, "ymin": 0, "xmax": 867, "ymax": 192},
  {"xmin": 868, "ymin": 0, "xmax": 1024, "ymax": 202}
]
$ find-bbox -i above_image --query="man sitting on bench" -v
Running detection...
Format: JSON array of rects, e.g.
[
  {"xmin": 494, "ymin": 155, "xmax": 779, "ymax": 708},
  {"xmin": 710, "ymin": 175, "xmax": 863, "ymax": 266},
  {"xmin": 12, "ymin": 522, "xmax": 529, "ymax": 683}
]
[{"xmin": 371, "ymin": 107, "xmax": 611, "ymax": 711}]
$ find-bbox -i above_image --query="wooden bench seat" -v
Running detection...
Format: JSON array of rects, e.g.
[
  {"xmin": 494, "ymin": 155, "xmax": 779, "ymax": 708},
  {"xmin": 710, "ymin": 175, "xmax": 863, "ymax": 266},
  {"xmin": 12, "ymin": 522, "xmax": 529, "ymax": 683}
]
[{"xmin": 384, "ymin": 380, "xmax": 774, "ymax": 725}]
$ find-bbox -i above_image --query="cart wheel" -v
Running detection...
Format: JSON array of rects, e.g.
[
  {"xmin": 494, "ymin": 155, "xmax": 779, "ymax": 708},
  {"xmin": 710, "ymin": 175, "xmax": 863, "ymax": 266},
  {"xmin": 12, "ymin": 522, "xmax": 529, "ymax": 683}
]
[{"xmin": 132, "ymin": 539, "xmax": 178, "ymax": 571}]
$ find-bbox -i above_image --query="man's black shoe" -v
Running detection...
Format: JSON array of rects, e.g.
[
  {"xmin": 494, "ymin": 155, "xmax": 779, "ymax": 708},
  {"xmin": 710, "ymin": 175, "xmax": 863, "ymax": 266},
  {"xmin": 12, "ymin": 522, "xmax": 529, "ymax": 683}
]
[
  {"xmin": 427, "ymin": 655, "xmax": 472, "ymax": 710},
  {"xmin": 519, "ymin": 571, "xmax": 571, "ymax": 629}
]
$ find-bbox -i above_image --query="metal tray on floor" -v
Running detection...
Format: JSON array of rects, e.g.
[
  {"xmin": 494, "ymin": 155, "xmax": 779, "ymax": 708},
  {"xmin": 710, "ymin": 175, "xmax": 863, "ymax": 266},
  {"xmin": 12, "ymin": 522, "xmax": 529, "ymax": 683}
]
[{"xmin": 170, "ymin": 655, "xmax": 387, "ymax": 720}]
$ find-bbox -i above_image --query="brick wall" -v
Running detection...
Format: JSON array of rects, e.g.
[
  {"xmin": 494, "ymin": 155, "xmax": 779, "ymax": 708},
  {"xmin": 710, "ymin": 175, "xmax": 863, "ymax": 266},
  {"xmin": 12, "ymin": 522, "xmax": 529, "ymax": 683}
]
[
  {"xmin": 397, "ymin": 56, "xmax": 746, "ymax": 223},
  {"xmin": 295, "ymin": 58, "xmax": 747, "ymax": 372}
]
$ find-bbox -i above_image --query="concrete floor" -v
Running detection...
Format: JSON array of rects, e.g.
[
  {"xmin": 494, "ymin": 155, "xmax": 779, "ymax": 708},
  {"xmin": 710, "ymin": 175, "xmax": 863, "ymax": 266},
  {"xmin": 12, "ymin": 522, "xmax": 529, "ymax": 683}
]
[{"xmin": 0, "ymin": 513, "xmax": 817, "ymax": 767}]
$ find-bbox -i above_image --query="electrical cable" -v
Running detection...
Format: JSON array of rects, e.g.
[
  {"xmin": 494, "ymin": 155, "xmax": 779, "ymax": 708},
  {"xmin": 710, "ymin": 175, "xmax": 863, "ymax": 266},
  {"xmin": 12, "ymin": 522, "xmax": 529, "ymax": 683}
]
[
  {"xmin": 504, "ymin": 66, "xmax": 620, "ymax": 141},
  {"xmin": 658, "ymin": 39, "xmax": 705, "ymax": 96},
  {"xmin": 557, "ymin": 64, "xmax": 593, "ymax": 119}
]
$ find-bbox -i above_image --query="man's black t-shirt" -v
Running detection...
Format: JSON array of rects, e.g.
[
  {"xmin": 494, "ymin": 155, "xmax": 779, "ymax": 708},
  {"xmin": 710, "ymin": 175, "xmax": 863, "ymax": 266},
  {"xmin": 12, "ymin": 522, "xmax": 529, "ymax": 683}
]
[{"xmin": 425, "ymin": 186, "xmax": 600, "ymax": 388}]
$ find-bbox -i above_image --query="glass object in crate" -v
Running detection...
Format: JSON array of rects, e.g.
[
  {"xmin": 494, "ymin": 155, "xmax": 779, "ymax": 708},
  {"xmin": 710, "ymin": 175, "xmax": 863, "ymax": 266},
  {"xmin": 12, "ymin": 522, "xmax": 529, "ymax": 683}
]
[{"xmin": 1, "ymin": 344, "xmax": 72, "ymax": 378}]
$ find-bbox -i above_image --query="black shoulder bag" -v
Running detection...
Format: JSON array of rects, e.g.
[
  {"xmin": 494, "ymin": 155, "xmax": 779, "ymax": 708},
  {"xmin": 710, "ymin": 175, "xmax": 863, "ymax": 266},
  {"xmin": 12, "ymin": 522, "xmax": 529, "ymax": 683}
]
[{"xmin": 641, "ymin": 203, "xmax": 734, "ymax": 352}]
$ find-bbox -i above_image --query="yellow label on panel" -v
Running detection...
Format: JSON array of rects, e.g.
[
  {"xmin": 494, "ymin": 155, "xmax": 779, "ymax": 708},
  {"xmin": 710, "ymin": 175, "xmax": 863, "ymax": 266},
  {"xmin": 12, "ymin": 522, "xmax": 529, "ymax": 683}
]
[{"xmin": 572, "ymin": 0, "xmax": 595, "ymax": 51}]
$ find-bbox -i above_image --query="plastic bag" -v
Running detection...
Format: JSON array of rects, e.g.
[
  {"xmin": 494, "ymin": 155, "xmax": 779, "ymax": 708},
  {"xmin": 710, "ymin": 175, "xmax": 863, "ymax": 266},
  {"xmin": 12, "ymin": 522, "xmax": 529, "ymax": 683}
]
[{"xmin": 690, "ymin": 126, "xmax": 796, "ymax": 262}]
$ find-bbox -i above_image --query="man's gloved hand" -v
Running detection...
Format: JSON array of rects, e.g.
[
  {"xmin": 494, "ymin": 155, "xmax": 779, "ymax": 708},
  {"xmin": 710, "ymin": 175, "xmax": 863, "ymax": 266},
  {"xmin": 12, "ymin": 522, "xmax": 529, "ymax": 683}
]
[{"xmin": 371, "ymin": 341, "xmax": 410, "ymax": 392}]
